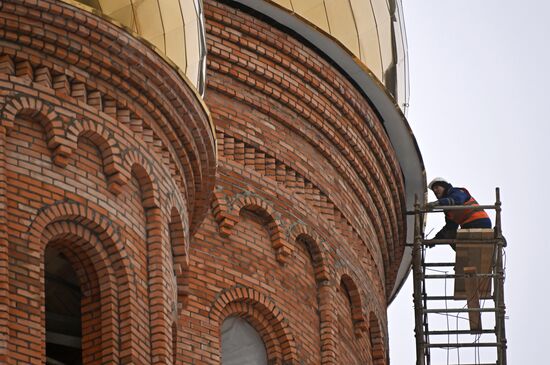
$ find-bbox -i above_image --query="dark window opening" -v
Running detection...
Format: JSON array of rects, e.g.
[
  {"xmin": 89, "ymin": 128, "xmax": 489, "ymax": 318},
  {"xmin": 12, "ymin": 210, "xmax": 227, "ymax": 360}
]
[{"xmin": 45, "ymin": 247, "xmax": 82, "ymax": 365}]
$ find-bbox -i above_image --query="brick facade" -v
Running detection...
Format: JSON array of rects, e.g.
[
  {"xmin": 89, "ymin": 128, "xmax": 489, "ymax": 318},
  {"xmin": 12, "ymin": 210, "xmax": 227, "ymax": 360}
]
[
  {"xmin": 0, "ymin": 0, "xmax": 409, "ymax": 364},
  {"xmin": 0, "ymin": 0, "xmax": 215, "ymax": 363},
  {"xmin": 175, "ymin": 1, "xmax": 405, "ymax": 363}
]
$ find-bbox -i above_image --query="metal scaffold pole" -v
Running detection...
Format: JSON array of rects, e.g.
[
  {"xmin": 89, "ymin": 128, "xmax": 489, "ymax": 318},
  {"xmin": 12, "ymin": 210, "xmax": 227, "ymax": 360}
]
[
  {"xmin": 494, "ymin": 188, "xmax": 508, "ymax": 365},
  {"xmin": 412, "ymin": 195, "xmax": 426, "ymax": 365}
]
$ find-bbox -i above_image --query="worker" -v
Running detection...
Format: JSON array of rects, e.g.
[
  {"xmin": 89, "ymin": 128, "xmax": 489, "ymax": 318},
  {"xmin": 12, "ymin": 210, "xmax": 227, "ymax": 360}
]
[{"xmin": 427, "ymin": 177, "xmax": 492, "ymax": 241}]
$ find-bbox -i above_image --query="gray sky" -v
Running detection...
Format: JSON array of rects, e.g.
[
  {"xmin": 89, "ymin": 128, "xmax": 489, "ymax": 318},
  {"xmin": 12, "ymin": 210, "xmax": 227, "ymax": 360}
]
[{"xmin": 388, "ymin": 0, "xmax": 549, "ymax": 363}]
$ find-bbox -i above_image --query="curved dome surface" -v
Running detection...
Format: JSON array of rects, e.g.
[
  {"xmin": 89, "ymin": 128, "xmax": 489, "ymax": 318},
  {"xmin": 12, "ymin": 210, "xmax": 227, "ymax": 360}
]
[
  {"xmin": 63, "ymin": 0, "xmax": 207, "ymax": 94},
  {"xmin": 268, "ymin": 0, "xmax": 409, "ymax": 112}
]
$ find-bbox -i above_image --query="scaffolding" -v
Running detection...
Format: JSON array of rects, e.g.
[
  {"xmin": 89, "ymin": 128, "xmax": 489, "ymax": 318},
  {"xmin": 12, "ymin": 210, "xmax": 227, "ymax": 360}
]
[{"xmin": 410, "ymin": 188, "xmax": 507, "ymax": 365}]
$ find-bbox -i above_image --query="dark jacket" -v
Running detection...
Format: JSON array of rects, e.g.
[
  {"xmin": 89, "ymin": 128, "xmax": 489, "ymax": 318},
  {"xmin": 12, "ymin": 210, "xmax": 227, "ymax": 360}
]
[{"xmin": 434, "ymin": 184, "xmax": 491, "ymax": 239}]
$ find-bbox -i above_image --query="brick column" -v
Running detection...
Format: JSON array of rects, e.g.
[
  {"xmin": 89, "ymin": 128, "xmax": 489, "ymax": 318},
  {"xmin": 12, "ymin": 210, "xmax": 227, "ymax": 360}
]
[{"xmin": 0, "ymin": 126, "xmax": 8, "ymax": 362}]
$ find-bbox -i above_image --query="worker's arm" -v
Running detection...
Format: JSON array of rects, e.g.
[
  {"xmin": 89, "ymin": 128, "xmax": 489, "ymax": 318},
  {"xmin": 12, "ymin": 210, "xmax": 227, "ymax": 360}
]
[{"xmin": 437, "ymin": 188, "xmax": 469, "ymax": 206}]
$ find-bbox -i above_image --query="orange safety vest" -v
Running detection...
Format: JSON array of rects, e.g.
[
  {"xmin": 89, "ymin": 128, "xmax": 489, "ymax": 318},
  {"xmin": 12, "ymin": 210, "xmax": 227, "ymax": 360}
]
[{"xmin": 445, "ymin": 190, "xmax": 490, "ymax": 226}]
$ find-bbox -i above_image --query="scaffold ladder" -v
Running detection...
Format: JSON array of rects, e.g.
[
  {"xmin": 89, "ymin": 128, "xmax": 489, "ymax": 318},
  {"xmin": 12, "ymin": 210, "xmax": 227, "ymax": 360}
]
[{"xmin": 410, "ymin": 188, "xmax": 508, "ymax": 365}]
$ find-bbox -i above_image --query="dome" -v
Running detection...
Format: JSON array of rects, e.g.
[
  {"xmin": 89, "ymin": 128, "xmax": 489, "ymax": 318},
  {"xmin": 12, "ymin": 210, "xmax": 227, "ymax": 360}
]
[{"xmin": 266, "ymin": 0, "xmax": 409, "ymax": 112}]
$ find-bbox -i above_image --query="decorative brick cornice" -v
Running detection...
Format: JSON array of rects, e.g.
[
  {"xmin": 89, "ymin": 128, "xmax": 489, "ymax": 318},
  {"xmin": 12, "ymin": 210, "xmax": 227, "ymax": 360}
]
[
  {"xmin": 0, "ymin": 0, "xmax": 216, "ymax": 232},
  {"xmin": 217, "ymin": 131, "xmax": 386, "ymax": 285}
]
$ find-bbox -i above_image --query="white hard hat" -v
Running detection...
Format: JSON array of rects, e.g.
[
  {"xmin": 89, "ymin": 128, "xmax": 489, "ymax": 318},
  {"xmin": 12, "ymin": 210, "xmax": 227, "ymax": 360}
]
[{"xmin": 428, "ymin": 177, "xmax": 448, "ymax": 190}]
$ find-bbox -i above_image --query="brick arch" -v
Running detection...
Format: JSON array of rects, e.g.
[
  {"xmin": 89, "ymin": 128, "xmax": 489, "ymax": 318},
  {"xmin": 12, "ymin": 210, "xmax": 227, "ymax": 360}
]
[
  {"xmin": 65, "ymin": 118, "xmax": 125, "ymax": 194},
  {"xmin": 1, "ymin": 94, "xmax": 70, "ymax": 165},
  {"xmin": 290, "ymin": 224, "xmax": 337, "ymax": 364},
  {"xmin": 210, "ymin": 286, "xmax": 299, "ymax": 365},
  {"xmin": 291, "ymin": 224, "xmax": 330, "ymax": 282},
  {"xmin": 338, "ymin": 271, "xmax": 368, "ymax": 337},
  {"xmin": 121, "ymin": 148, "xmax": 160, "ymax": 209},
  {"xmin": 232, "ymin": 195, "xmax": 292, "ymax": 264},
  {"xmin": 24, "ymin": 201, "xmax": 139, "ymax": 363},
  {"xmin": 368, "ymin": 311, "xmax": 387, "ymax": 365},
  {"xmin": 42, "ymin": 222, "xmax": 119, "ymax": 364}
]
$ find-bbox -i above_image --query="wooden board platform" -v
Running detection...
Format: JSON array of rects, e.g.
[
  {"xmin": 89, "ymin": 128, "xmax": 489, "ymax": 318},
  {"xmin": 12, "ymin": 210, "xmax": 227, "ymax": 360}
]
[{"xmin": 454, "ymin": 229, "xmax": 495, "ymax": 300}]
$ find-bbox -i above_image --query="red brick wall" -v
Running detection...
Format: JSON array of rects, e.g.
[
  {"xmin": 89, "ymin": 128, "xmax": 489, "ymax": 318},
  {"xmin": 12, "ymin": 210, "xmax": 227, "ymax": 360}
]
[
  {"xmin": 0, "ymin": 0, "xmax": 406, "ymax": 363},
  {"xmin": 336, "ymin": 279, "xmax": 370, "ymax": 364},
  {"xmin": 0, "ymin": 0, "xmax": 215, "ymax": 363},
  {"xmin": 173, "ymin": 1, "xmax": 404, "ymax": 363}
]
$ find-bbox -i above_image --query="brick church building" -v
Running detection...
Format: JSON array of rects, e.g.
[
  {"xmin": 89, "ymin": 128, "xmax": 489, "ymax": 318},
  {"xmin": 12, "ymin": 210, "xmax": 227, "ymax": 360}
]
[{"xmin": 0, "ymin": 0, "xmax": 424, "ymax": 364}]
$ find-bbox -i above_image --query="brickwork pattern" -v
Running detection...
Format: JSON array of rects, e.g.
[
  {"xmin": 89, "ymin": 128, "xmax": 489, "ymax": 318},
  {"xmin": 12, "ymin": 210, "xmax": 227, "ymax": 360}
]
[
  {"xmin": 0, "ymin": 0, "xmax": 406, "ymax": 364},
  {"xmin": 205, "ymin": 1, "xmax": 407, "ymax": 290},
  {"xmin": 0, "ymin": 0, "xmax": 215, "ymax": 363},
  {"xmin": 173, "ymin": 1, "xmax": 398, "ymax": 363}
]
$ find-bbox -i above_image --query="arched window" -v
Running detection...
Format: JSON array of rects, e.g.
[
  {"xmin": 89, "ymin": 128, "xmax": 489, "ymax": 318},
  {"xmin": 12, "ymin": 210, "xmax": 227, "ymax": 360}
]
[
  {"xmin": 45, "ymin": 247, "xmax": 82, "ymax": 365},
  {"xmin": 221, "ymin": 316, "xmax": 267, "ymax": 365}
]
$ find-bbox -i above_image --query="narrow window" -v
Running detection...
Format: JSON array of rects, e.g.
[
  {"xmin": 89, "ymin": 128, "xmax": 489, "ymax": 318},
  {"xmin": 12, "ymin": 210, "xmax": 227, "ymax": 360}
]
[
  {"xmin": 221, "ymin": 316, "xmax": 267, "ymax": 365},
  {"xmin": 45, "ymin": 247, "xmax": 82, "ymax": 365}
]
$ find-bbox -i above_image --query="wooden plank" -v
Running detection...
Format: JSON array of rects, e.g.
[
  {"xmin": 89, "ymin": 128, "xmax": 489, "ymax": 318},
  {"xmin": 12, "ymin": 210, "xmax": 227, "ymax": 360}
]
[
  {"xmin": 464, "ymin": 266, "xmax": 482, "ymax": 333},
  {"xmin": 454, "ymin": 229, "xmax": 495, "ymax": 300}
]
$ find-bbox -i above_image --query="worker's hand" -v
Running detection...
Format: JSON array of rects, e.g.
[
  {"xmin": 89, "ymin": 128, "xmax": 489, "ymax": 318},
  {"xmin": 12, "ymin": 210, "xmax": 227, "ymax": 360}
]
[{"xmin": 426, "ymin": 201, "xmax": 440, "ymax": 209}]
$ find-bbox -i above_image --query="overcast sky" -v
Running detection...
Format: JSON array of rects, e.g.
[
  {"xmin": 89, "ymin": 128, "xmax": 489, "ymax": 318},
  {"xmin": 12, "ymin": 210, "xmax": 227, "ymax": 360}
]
[{"xmin": 388, "ymin": 0, "xmax": 549, "ymax": 364}]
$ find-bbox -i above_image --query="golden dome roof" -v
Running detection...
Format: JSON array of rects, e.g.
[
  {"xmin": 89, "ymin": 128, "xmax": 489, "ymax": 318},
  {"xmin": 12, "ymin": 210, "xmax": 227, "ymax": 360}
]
[{"xmin": 268, "ymin": 0, "xmax": 409, "ymax": 111}]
